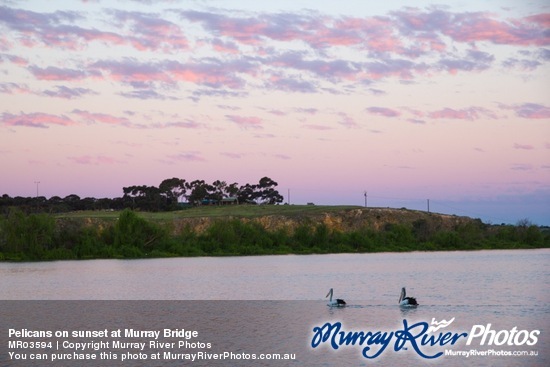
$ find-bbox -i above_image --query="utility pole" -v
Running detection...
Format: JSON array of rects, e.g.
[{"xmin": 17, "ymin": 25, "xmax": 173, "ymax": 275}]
[
  {"xmin": 427, "ymin": 199, "xmax": 430, "ymax": 213},
  {"xmin": 364, "ymin": 191, "xmax": 367, "ymax": 208},
  {"xmin": 34, "ymin": 181, "xmax": 40, "ymax": 211},
  {"xmin": 34, "ymin": 181, "xmax": 40, "ymax": 198},
  {"xmin": 288, "ymin": 188, "xmax": 290, "ymax": 205}
]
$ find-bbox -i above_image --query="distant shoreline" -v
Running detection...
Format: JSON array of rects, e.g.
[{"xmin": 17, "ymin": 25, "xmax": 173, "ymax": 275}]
[{"xmin": 1, "ymin": 206, "xmax": 548, "ymax": 261}]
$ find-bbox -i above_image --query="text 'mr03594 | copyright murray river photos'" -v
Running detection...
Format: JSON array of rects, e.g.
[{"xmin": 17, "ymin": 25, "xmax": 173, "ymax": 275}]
[{"xmin": 7, "ymin": 328, "xmax": 296, "ymax": 363}]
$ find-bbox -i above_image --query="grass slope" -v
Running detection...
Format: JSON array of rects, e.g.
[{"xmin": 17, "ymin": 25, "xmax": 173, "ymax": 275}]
[{"xmin": 55, "ymin": 205, "xmax": 364, "ymax": 221}]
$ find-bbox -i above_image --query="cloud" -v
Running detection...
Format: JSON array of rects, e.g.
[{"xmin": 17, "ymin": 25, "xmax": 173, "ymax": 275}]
[
  {"xmin": 0, "ymin": 82, "xmax": 30, "ymax": 94},
  {"xmin": 109, "ymin": 10, "xmax": 189, "ymax": 51},
  {"xmin": 1, "ymin": 112, "xmax": 76, "ymax": 128},
  {"xmin": 151, "ymin": 120, "xmax": 203, "ymax": 129},
  {"xmin": 28, "ymin": 65, "xmax": 95, "ymax": 81},
  {"xmin": 513, "ymin": 103, "xmax": 550, "ymax": 119},
  {"xmin": 514, "ymin": 143, "xmax": 535, "ymax": 150},
  {"xmin": 41, "ymin": 85, "xmax": 96, "ymax": 99},
  {"xmin": 72, "ymin": 109, "xmax": 131, "ymax": 126},
  {"xmin": 442, "ymin": 12, "xmax": 550, "ymax": 46},
  {"xmin": 510, "ymin": 163, "xmax": 533, "ymax": 171},
  {"xmin": 270, "ymin": 51, "xmax": 361, "ymax": 80},
  {"xmin": 91, "ymin": 58, "xmax": 256, "ymax": 91},
  {"xmin": 0, "ymin": 53, "xmax": 28, "ymax": 65},
  {"xmin": 220, "ymin": 152, "xmax": 243, "ymax": 159},
  {"xmin": 428, "ymin": 107, "xmax": 496, "ymax": 121},
  {"xmin": 91, "ymin": 58, "xmax": 171, "ymax": 85},
  {"xmin": 226, "ymin": 115, "xmax": 263, "ymax": 129},
  {"xmin": 165, "ymin": 152, "xmax": 206, "ymax": 163},
  {"xmin": 407, "ymin": 118, "xmax": 426, "ymax": 124},
  {"xmin": 439, "ymin": 49, "xmax": 495, "ymax": 74},
  {"xmin": 211, "ymin": 38, "xmax": 240, "ymax": 54},
  {"xmin": 392, "ymin": 8, "xmax": 550, "ymax": 47},
  {"xmin": 119, "ymin": 89, "xmax": 173, "ymax": 100},
  {"xmin": 0, "ymin": 5, "xmax": 190, "ymax": 52},
  {"xmin": 266, "ymin": 74, "xmax": 318, "ymax": 93},
  {"xmin": 366, "ymin": 106, "xmax": 401, "ymax": 117},
  {"xmin": 302, "ymin": 124, "xmax": 333, "ymax": 130},
  {"xmin": 294, "ymin": 108, "xmax": 319, "ymax": 115},
  {"xmin": 364, "ymin": 58, "xmax": 420, "ymax": 79},
  {"xmin": 68, "ymin": 155, "xmax": 124, "ymax": 165},
  {"xmin": 338, "ymin": 113, "xmax": 359, "ymax": 128}
]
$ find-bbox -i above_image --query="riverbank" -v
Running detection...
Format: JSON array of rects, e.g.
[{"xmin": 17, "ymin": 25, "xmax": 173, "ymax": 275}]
[{"xmin": 1, "ymin": 206, "xmax": 548, "ymax": 261}]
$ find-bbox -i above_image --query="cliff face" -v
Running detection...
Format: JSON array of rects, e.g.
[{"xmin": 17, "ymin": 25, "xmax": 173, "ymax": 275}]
[{"xmin": 169, "ymin": 208, "xmax": 476, "ymax": 235}]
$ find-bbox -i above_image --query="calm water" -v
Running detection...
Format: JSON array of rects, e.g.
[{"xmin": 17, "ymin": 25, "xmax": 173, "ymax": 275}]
[{"xmin": 1, "ymin": 249, "xmax": 549, "ymax": 366}]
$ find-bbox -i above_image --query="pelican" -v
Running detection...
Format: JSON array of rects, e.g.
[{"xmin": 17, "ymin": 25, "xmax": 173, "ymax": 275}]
[
  {"xmin": 399, "ymin": 287, "xmax": 418, "ymax": 307},
  {"xmin": 326, "ymin": 288, "xmax": 346, "ymax": 307}
]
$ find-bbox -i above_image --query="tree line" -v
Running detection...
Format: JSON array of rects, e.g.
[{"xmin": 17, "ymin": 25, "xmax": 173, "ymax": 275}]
[{"xmin": 0, "ymin": 177, "xmax": 284, "ymax": 213}]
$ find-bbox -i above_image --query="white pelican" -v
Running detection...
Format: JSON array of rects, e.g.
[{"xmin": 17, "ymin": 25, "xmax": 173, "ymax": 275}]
[
  {"xmin": 399, "ymin": 287, "xmax": 418, "ymax": 307},
  {"xmin": 326, "ymin": 288, "xmax": 346, "ymax": 307}
]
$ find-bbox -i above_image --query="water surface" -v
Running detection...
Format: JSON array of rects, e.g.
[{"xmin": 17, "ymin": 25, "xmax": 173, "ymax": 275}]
[{"xmin": 1, "ymin": 250, "xmax": 548, "ymax": 366}]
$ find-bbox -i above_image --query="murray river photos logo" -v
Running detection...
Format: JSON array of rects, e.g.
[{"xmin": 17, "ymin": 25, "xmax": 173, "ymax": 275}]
[{"xmin": 310, "ymin": 318, "xmax": 540, "ymax": 359}]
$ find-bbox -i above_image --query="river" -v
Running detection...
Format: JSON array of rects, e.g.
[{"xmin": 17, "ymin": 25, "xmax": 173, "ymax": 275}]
[{"xmin": 1, "ymin": 249, "xmax": 548, "ymax": 366}]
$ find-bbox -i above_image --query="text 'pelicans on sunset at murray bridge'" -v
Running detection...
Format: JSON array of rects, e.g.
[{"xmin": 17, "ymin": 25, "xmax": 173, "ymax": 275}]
[{"xmin": 326, "ymin": 288, "xmax": 346, "ymax": 307}]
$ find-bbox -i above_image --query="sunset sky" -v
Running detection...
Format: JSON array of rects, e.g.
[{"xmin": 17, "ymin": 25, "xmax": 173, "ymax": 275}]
[{"xmin": 1, "ymin": 0, "xmax": 549, "ymax": 225}]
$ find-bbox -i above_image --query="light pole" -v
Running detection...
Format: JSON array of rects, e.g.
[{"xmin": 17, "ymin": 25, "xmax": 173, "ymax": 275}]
[
  {"xmin": 34, "ymin": 181, "xmax": 40, "ymax": 211},
  {"xmin": 34, "ymin": 181, "xmax": 40, "ymax": 198}
]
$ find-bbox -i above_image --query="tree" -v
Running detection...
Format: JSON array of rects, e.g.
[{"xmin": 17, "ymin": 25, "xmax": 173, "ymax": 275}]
[
  {"xmin": 256, "ymin": 177, "xmax": 283, "ymax": 204},
  {"xmin": 237, "ymin": 183, "xmax": 257, "ymax": 204},
  {"xmin": 224, "ymin": 182, "xmax": 239, "ymax": 198},
  {"xmin": 159, "ymin": 177, "xmax": 186, "ymax": 209},
  {"xmin": 186, "ymin": 180, "xmax": 209, "ymax": 205},
  {"xmin": 122, "ymin": 185, "xmax": 162, "ymax": 211}
]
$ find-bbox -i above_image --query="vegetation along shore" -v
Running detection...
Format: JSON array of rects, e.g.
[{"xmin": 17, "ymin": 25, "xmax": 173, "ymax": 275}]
[{"xmin": 1, "ymin": 205, "xmax": 548, "ymax": 261}]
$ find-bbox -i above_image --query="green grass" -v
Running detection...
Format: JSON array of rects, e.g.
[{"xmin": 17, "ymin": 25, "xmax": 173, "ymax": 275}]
[{"xmin": 55, "ymin": 205, "xmax": 363, "ymax": 221}]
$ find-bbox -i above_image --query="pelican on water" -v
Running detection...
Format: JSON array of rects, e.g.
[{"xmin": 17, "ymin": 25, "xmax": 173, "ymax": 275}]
[
  {"xmin": 326, "ymin": 288, "xmax": 346, "ymax": 307},
  {"xmin": 398, "ymin": 287, "xmax": 418, "ymax": 307}
]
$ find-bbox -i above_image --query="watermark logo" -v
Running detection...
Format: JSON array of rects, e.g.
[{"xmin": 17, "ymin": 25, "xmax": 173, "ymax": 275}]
[
  {"xmin": 427, "ymin": 317, "xmax": 455, "ymax": 333},
  {"xmin": 466, "ymin": 324, "xmax": 539, "ymax": 346},
  {"xmin": 310, "ymin": 318, "xmax": 540, "ymax": 360}
]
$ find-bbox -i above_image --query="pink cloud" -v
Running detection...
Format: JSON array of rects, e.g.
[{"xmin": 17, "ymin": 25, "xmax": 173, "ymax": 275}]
[
  {"xmin": 151, "ymin": 120, "xmax": 203, "ymax": 129},
  {"xmin": 514, "ymin": 143, "xmax": 534, "ymax": 150},
  {"xmin": 212, "ymin": 39, "xmax": 240, "ymax": 54},
  {"xmin": 443, "ymin": 12, "xmax": 550, "ymax": 46},
  {"xmin": 302, "ymin": 124, "xmax": 333, "ymax": 130},
  {"xmin": 110, "ymin": 10, "xmax": 189, "ymax": 51},
  {"xmin": 72, "ymin": 109, "xmax": 131, "ymax": 126},
  {"xmin": 165, "ymin": 152, "xmax": 206, "ymax": 162},
  {"xmin": 0, "ymin": 6, "xmax": 190, "ymax": 52},
  {"xmin": 428, "ymin": 107, "xmax": 495, "ymax": 121},
  {"xmin": 91, "ymin": 58, "xmax": 255, "ymax": 90},
  {"xmin": 226, "ymin": 115, "xmax": 263, "ymax": 129},
  {"xmin": 366, "ymin": 106, "xmax": 401, "ymax": 117},
  {"xmin": 0, "ymin": 82, "xmax": 31, "ymax": 94},
  {"xmin": 68, "ymin": 155, "xmax": 124, "ymax": 165},
  {"xmin": 220, "ymin": 152, "xmax": 243, "ymax": 159},
  {"xmin": 0, "ymin": 53, "xmax": 28, "ymax": 65},
  {"xmin": 166, "ymin": 60, "xmax": 252, "ymax": 89},
  {"xmin": 91, "ymin": 59, "xmax": 171, "ymax": 84},
  {"xmin": 1, "ymin": 112, "xmax": 76, "ymax": 128}
]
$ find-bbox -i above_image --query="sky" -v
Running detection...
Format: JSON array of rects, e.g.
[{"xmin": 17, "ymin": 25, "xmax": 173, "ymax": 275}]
[{"xmin": 0, "ymin": 0, "xmax": 549, "ymax": 225}]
